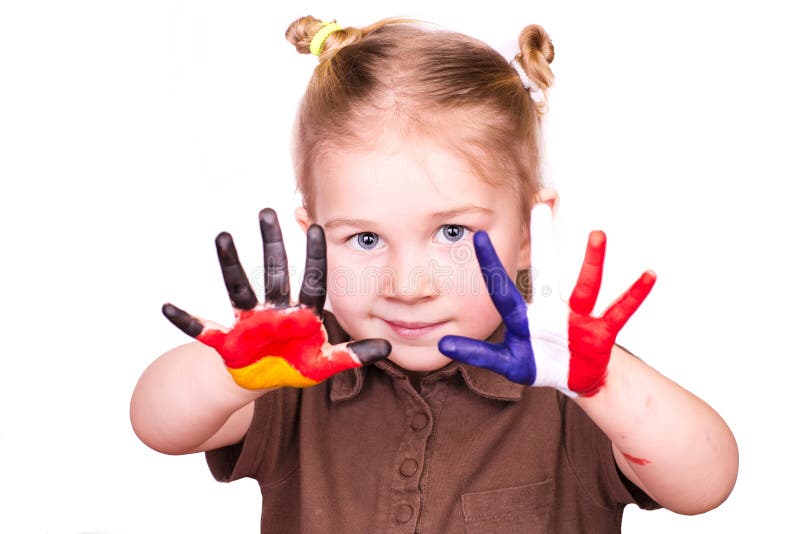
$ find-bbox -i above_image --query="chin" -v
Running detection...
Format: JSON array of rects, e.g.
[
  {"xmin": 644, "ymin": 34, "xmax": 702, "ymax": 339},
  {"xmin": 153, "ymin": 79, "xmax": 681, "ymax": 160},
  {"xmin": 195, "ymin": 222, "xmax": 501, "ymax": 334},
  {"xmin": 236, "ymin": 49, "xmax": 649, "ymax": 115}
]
[{"xmin": 388, "ymin": 348, "xmax": 453, "ymax": 372}]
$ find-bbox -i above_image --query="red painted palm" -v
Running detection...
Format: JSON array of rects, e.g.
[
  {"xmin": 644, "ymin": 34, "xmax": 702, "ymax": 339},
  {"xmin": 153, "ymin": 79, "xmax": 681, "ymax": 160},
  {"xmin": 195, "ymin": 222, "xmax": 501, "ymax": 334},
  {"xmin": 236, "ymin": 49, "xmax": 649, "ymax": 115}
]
[{"xmin": 163, "ymin": 208, "xmax": 390, "ymax": 390}]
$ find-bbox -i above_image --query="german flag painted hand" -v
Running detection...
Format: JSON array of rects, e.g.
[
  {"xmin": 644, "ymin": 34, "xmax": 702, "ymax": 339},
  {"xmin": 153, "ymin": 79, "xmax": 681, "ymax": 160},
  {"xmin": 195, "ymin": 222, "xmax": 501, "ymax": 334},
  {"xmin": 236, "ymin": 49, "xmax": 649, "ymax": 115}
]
[{"xmin": 162, "ymin": 208, "xmax": 391, "ymax": 390}]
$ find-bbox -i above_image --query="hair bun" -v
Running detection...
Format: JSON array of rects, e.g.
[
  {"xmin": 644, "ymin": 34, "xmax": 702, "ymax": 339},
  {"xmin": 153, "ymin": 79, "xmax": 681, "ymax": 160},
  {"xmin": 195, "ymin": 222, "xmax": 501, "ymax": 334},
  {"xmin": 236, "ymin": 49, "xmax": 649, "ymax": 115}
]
[
  {"xmin": 515, "ymin": 24, "xmax": 555, "ymax": 97},
  {"xmin": 518, "ymin": 24, "xmax": 554, "ymax": 64},
  {"xmin": 285, "ymin": 15, "xmax": 361, "ymax": 61},
  {"xmin": 285, "ymin": 16, "xmax": 325, "ymax": 55}
]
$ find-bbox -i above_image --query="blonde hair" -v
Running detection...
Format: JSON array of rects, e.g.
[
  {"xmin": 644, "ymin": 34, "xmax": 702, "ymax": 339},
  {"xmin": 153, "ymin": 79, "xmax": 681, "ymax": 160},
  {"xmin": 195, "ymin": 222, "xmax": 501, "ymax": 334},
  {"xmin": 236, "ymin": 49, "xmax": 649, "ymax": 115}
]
[{"xmin": 285, "ymin": 16, "xmax": 555, "ymax": 300}]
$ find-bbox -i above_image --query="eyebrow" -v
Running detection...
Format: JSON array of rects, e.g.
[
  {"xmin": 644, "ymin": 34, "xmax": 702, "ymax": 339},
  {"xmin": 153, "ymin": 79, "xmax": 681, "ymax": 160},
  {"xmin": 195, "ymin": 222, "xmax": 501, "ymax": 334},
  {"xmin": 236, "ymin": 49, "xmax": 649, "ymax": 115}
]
[{"xmin": 323, "ymin": 205, "xmax": 493, "ymax": 232}]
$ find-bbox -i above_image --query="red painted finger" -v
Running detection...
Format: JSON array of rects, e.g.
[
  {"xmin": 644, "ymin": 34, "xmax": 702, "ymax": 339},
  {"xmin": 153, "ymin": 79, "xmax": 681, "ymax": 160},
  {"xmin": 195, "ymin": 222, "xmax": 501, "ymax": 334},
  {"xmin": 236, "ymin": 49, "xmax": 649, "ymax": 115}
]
[
  {"xmin": 601, "ymin": 270, "xmax": 657, "ymax": 334},
  {"xmin": 569, "ymin": 231, "xmax": 606, "ymax": 315}
]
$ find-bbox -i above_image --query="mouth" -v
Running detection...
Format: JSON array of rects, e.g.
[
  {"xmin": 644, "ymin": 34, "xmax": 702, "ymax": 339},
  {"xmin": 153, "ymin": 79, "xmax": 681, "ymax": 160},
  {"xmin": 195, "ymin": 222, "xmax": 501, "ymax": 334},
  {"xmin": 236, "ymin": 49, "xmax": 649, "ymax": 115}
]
[{"xmin": 382, "ymin": 319, "xmax": 448, "ymax": 339}]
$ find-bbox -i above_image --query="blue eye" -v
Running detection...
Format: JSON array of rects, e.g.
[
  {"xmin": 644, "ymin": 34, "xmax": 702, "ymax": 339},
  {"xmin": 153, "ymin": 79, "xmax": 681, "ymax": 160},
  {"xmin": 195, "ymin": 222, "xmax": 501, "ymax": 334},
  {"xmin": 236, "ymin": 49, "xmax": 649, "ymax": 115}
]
[
  {"xmin": 436, "ymin": 224, "xmax": 471, "ymax": 243},
  {"xmin": 347, "ymin": 232, "xmax": 384, "ymax": 251}
]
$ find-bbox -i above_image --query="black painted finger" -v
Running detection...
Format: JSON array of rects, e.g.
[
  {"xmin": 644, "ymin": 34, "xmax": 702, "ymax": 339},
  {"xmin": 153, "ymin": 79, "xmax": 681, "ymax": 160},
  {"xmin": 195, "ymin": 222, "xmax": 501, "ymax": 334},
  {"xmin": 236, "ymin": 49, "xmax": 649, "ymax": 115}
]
[
  {"xmin": 215, "ymin": 232, "xmax": 258, "ymax": 310},
  {"xmin": 162, "ymin": 303, "xmax": 204, "ymax": 338},
  {"xmin": 298, "ymin": 224, "xmax": 327, "ymax": 316},
  {"xmin": 259, "ymin": 208, "xmax": 290, "ymax": 307},
  {"xmin": 347, "ymin": 339, "xmax": 392, "ymax": 365}
]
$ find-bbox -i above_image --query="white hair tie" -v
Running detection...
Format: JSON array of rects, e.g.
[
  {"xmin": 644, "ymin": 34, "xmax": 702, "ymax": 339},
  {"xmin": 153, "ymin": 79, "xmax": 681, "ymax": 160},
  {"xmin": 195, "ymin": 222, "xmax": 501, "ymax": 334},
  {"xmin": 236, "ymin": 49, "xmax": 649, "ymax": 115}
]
[{"xmin": 510, "ymin": 58, "xmax": 545, "ymax": 103}]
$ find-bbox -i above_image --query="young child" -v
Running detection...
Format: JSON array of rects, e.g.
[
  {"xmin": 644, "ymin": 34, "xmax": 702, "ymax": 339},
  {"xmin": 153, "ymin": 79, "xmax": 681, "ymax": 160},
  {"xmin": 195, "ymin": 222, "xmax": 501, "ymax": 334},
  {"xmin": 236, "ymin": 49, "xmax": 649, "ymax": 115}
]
[{"xmin": 130, "ymin": 16, "xmax": 738, "ymax": 533}]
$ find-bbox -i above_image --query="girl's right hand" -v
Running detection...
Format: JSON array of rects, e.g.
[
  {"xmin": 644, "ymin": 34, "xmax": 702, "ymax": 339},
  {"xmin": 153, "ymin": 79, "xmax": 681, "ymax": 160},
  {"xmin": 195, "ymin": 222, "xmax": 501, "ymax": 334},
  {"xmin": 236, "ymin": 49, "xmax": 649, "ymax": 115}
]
[{"xmin": 162, "ymin": 208, "xmax": 391, "ymax": 391}]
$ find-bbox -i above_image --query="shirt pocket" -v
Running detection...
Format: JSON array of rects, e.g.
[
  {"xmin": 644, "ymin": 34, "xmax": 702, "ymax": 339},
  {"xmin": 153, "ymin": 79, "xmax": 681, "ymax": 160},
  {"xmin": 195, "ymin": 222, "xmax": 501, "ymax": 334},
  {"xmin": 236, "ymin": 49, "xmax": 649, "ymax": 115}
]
[{"xmin": 461, "ymin": 479, "xmax": 554, "ymax": 534}]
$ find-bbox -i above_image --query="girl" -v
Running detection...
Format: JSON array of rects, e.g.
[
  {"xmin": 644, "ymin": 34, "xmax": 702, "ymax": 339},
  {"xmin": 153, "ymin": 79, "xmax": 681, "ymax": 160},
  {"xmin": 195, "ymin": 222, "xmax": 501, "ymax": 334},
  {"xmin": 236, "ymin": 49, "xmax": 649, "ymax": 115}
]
[{"xmin": 130, "ymin": 16, "xmax": 738, "ymax": 533}]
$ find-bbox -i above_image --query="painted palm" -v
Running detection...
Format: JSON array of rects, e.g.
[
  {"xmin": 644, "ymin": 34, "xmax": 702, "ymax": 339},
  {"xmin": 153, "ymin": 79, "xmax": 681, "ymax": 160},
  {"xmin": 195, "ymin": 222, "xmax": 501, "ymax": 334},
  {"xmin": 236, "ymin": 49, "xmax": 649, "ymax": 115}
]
[
  {"xmin": 163, "ymin": 208, "xmax": 391, "ymax": 390},
  {"xmin": 439, "ymin": 204, "xmax": 656, "ymax": 397}
]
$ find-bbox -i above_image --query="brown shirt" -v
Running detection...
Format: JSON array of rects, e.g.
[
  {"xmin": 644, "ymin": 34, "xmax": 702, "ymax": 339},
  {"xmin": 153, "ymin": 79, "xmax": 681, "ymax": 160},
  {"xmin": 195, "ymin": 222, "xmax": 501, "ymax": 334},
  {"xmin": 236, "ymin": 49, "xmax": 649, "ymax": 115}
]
[{"xmin": 207, "ymin": 311, "xmax": 659, "ymax": 533}]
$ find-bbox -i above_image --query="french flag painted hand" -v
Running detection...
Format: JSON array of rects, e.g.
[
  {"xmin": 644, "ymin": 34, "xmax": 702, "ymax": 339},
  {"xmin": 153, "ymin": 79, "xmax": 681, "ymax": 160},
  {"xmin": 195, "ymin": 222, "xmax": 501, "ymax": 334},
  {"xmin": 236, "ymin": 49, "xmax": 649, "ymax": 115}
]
[
  {"xmin": 162, "ymin": 208, "xmax": 391, "ymax": 390},
  {"xmin": 438, "ymin": 204, "xmax": 656, "ymax": 397}
]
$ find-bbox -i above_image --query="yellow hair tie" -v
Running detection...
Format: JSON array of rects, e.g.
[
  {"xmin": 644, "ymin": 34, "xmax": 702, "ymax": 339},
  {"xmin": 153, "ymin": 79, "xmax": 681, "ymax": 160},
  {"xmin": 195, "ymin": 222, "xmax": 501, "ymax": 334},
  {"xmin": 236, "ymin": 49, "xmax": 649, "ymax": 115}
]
[{"xmin": 310, "ymin": 21, "xmax": 342, "ymax": 57}]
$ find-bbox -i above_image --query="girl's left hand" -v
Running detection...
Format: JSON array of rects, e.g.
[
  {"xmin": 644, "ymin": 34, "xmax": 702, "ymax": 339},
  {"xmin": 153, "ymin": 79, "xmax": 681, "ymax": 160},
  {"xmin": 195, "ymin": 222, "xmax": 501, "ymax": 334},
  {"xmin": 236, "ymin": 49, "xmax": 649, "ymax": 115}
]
[{"xmin": 438, "ymin": 204, "xmax": 656, "ymax": 397}]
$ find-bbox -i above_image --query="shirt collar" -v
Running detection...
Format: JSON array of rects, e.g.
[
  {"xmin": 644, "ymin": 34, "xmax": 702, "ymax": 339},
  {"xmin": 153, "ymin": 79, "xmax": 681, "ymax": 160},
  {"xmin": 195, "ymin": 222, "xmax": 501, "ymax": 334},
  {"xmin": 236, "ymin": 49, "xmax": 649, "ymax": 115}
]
[{"xmin": 328, "ymin": 317, "xmax": 525, "ymax": 403}]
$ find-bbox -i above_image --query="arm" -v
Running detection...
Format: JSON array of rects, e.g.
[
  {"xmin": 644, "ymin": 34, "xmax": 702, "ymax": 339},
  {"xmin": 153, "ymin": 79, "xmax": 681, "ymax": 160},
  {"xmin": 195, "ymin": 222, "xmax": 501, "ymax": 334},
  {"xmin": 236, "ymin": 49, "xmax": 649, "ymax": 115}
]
[
  {"xmin": 131, "ymin": 208, "xmax": 390, "ymax": 456},
  {"xmin": 575, "ymin": 344, "xmax": 738, "ymax": 514},
  {"xmin": 130, "ymin": 341, "xmax": 264, "ymax": 455},
  {"xmin": 438, "ymin": 203, "xmax": 738, "ymax": 514}
]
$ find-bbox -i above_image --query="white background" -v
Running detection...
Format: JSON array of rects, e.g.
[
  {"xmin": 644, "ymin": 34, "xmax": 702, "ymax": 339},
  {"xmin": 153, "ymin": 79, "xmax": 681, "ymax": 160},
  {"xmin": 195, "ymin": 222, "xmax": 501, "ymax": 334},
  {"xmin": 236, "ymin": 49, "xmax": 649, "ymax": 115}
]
[{"xmin": 1, "ymin": 1, "xmax": 797, "ymax": 532}]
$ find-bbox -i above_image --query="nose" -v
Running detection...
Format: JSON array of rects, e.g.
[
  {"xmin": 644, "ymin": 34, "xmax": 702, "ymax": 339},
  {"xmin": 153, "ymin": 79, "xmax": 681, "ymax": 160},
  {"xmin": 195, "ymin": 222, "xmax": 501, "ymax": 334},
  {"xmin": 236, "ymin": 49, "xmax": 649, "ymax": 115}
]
[{"xmin": 381, "ymin": 247, "xmax": 438, "ymax": 304}]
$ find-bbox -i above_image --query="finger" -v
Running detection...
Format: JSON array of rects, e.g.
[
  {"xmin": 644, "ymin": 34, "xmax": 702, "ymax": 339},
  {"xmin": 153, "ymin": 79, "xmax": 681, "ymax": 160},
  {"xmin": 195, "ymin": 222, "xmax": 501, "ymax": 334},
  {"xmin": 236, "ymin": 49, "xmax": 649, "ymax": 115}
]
[
  {"xmin": 529, "ymin": 203, "xmax": 560, "ymax": 307},
  {"xmin": 473, "ymin": 231, "xmax": 530, "ymax": 339},
  {"xmin": 439, "ymin": 334, "xmax": 510, "ymax": 371},
  {"xmin": 216, "ymin": 232, "xmax": 258, "ymax": 311},
  {"xmin": 569, "ymin": 230, "xmax": 606, "ymax": 315},
  {"xmin": 162, "ymin": 303, "xmax": 204, "ymax": 337},
  {"xmin": 346, "ymin": 338, "xmax": 392, "ymax": 365},
  {"xmin": 162, "ymin": 303, "xmax": 227, "ymax": 349},
  {"xmin": 601, "ymin": 270, "xmax": 657, "ymax": 334},
  {"xmin": 259, "ymin": 208, "xmax": 290, "ymax": 307},
  {"xmin": 298, "ymin": 224, "xmax": 327, "ymax": 316},
  {"xmin": 439, "ymin": 335, "xmax": 536, "ymax": 385}
]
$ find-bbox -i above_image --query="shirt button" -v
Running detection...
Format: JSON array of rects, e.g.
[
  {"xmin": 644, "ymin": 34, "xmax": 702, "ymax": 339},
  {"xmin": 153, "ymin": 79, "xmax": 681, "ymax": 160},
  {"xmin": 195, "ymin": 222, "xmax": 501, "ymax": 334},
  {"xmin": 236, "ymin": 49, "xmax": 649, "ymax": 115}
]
[
  {"xmin": 395, "ymin": 504, "xmax": 414, "ymax": 524},
  {"xmin": 399, "ymin": 458, "xmax": 418, "ymax": 477},
  {"xmin": 410, "ymin": 413, "xmax": 429, "ymax": 430}
]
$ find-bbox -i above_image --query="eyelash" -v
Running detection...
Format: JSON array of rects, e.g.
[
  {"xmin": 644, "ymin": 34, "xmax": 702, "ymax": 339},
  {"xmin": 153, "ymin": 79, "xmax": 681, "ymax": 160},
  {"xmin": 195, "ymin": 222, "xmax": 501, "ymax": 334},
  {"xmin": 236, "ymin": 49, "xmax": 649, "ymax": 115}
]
[{"xmin": 345, "ymin": 224, "xmax": 473, "ymax": 251}]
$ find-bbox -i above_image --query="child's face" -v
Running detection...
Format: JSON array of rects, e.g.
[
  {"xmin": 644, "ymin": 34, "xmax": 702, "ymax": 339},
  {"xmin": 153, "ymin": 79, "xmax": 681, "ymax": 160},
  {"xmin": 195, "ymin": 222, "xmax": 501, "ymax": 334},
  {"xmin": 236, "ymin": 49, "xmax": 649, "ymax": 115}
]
[{"xmin": 296, "ymin": 132, "xmax": 531, "ymax": 371}]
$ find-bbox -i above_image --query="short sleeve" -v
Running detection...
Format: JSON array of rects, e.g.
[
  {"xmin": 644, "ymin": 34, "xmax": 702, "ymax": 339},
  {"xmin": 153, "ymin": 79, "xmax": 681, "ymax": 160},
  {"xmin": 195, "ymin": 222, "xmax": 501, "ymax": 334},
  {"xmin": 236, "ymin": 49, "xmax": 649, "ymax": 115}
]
[
  {"xmin": 205, "ymin": 387, "xmax": 301, "ymax": 484},
  {"xmin": 205, "ymin": 440, "xmax": 247, "ymax": 482},
  {"xmin": 560, "ymin": 393, "xmax": 661, "ymax": 511}
]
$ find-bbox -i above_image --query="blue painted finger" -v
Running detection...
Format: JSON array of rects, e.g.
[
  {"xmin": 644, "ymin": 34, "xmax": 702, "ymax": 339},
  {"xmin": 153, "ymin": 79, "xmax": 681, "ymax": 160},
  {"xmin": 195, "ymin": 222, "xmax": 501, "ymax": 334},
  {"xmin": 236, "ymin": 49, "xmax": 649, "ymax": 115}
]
[
  {"xmin": 473, "ymin": 231, "xmax": 530, "ymax": 339},
  {"xmin": 439, "ymin": 334, "xmax": 536, "ymax": 385},
  {"xmin": 439, "ymin": 335, "xmax": 511, "ymax": 374}
]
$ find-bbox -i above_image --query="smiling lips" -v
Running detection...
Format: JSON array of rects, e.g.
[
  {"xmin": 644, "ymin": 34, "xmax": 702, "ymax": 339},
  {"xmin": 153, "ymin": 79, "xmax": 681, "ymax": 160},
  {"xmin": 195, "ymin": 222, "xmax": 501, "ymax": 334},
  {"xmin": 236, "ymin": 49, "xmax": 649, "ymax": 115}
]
[{"xmin": 383, "ymin": 319, "xmax": 447, "ymax": 338}]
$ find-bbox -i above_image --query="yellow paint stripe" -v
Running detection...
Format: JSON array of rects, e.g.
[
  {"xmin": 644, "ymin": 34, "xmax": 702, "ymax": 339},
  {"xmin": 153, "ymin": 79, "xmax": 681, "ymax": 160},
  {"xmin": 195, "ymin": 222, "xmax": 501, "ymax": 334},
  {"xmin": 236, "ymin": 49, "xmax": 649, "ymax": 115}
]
[{"xmin": 227, "ymin": 356, "xmax": 319, "ymax": 390}]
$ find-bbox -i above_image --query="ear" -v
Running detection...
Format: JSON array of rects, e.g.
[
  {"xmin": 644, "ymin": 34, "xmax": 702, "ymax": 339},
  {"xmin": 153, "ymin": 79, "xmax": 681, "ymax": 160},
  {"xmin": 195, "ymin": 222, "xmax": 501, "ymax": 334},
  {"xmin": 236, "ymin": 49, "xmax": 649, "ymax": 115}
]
[
  {"xmin": 294, "ymin": 206, "xmax": 312, "ymax": 234},
  {"xmin": 516, "ymin": 187, "xmax": 560, "ymax": 270},
  {"xmin": 535, "ymin": 186, "xmax": 560, "ymax": 215}
]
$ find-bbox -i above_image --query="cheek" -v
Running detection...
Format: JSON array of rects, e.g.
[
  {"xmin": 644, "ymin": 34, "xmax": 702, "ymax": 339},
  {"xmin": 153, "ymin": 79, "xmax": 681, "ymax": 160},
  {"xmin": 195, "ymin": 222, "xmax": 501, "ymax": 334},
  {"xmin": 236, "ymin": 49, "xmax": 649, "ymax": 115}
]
[
  {"xmin": 327, "ymin": 251, "xmax": 386, "ymax": 297},
  {"xmin": 444, "ymin": 235, "xmax": 522, "ymax": 296},
  {"xmin": 325, "ymin": 286, "xmax": 368, "ymax": 341},
  {"xmin": 426, "ymin": 242, "xmax": 477, "ymax": 297},
  {"xmin": 453, "ymin": 285, "xmax": 503, "ymax": 340},
  {"xmin": 327, "ymin": 262, "xmax": 359, "ymax": 300},
  {"xmin": 326, "ymin": 257, "xmax": 377, "ymax": 325},
  {"xmin": 443, "ymin": 235, "xmax": 520, "ymax": 335},
  {"xmin": 429, "ymin": 248, "xmax": 501, "ymax": 320}
]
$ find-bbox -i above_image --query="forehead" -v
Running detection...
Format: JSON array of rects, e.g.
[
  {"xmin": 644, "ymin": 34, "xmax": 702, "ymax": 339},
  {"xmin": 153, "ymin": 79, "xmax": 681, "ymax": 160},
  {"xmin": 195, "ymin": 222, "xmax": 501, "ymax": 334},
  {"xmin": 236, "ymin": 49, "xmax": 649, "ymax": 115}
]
[{"xmin": 313, "ymin": 133, "xmax": 515, "ymax": 223}]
